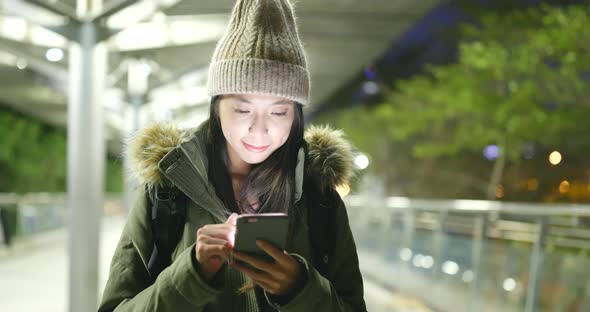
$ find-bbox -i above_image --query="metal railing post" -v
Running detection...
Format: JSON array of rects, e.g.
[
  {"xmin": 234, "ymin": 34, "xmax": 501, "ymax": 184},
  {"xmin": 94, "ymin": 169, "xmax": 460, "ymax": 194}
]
[
  {"xmin": 402, "ymin": 209, "xmax": 416, "ymax": 271},
  {"xmin": 525, "ymin": 217, "xmax": 548, "ymax": 312},
  {"xmin": 469, "ymin": 214, "xmax": 487, "ymax": 312},
  {"xmin": 380, "ymin": 210, "xmax": 394, "ymax": 256},
  {"xmin": 0, "ymin": 208, "xmax": 6, "ymax": 247},
  {"xmin": 432, "ymin": 211, "xmax": 446, "ymax": 280}
]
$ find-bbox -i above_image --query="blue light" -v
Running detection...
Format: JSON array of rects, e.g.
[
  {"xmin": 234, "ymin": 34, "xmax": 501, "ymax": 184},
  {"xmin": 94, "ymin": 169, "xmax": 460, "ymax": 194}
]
[
  {"xmin": 364, "ymin": 67, "xmax": 376, "ymax": 80},
  {"xmin": 483, "ymin": 144, "xmax": 500, "ymax": 161}
]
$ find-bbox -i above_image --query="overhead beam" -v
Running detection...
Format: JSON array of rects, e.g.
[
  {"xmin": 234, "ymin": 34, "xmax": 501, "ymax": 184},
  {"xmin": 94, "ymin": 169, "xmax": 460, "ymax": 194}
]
[
  {"xmin": 2, "ymin": 0, "xmax": 79, "ymax": 42},
  {"xmin": 91, "ymin": 0, "xmax": 140, "ymax": 22},
  {"xmin": 150, "ymin": 65, "xmax": 208, "ymax": 89},
  {"xmin": 0, "ymin": 41, "xmax": 68, "ymax": 84},
  {"xmin": 102, "ymin": 0, "xmax": 183, "ymax": 28},
  {"xmin": 23, "ymin": 0, "xmax": 79, "ymax": 22},
  {"xmin": 2, "ymin": 0, "xmax": 68, "ymax": 25},
  {"xmin": 108, "ymin": 14, "xmax": 226, "ymax": 52}
]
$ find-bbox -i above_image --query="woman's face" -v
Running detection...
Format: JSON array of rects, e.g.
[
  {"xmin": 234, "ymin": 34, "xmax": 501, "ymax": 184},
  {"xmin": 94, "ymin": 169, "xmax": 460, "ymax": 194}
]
[{"xmin": 218, "ymin": 94, "xmax": 295, "ymax": 166}]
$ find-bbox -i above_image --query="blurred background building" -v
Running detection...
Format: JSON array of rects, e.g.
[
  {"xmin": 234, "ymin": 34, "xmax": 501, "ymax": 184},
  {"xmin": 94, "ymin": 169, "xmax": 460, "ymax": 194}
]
[{"xmin": 0, "ymin": 0, "xmax": 589, "ymax": 311}]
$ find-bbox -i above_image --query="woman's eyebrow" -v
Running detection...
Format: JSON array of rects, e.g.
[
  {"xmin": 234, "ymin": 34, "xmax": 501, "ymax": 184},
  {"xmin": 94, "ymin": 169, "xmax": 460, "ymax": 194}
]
[
  {"xmin": 235, "ymin": 96, "xmax": 251, "ymax": 104},
  {"xmin": 272, "ymin": 100, "xmax": 292, "ymax": 105},
  {"xmin": 234, "ymin": 96, "xmax": 291, "ymax": 105}
]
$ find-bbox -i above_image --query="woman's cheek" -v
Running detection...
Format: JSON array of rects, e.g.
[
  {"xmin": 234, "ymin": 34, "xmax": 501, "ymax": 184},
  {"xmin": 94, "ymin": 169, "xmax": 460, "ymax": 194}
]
[{"xmin": 235, "ymin": 117, "xmax": 252, "ymax": 132}]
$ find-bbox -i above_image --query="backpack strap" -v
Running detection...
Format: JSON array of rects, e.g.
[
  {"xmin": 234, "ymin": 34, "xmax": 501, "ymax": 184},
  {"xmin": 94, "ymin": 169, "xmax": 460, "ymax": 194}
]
[
  {"xmin": 146, "ymin": 184, "xmax": 187, "ymax": 280},
  {"xmin": 304, "ymin": 176, "xmax": 337, "ymax": 277}
]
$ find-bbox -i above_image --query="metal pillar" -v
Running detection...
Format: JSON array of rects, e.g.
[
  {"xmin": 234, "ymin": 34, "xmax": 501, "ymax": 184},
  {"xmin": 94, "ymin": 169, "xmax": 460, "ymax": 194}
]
[
  {"xmin": 122, "ymin": 95, "xmax": 143, "ymax": 215},
  {"xmin": 15, "ymin": 1, "xmax": 165, "ymax": 310},
  {"xmin": 123, "ymin": 59, "xmax": 149, "ymax": 214},
  {"xmin": 67, "ymin": 20, "xmax": 107, "ymax": 312}
]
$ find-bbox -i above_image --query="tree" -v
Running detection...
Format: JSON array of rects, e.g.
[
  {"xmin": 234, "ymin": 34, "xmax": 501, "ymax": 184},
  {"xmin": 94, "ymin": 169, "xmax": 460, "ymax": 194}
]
[
  {"xmin": 327, "ymin": 4, "xmax": 590, "ymax": 200},
  {"xmin": 0, "ymin": 107, "xmax": 123, "ymax": 193}
]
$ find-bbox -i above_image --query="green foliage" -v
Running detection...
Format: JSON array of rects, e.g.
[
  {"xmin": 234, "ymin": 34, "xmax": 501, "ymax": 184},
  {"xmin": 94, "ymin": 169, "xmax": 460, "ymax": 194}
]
[
  {"xmin": 325, "ymin": 4, "xmax": 590, "ymax": 199},
  {"xmin": 384, "ymin": 5, "xmax": 590, "ymax": 161},
  {"xmin": 0, "ymin": 109, "xmax": 67, "ymax": 192},
  {"xmin": 0, "ymin": 107, "xmax": 123, "ymax": 193},
  {"xmin": 106, "ymin": 156, "xmax": 123, "ymax": 193}
]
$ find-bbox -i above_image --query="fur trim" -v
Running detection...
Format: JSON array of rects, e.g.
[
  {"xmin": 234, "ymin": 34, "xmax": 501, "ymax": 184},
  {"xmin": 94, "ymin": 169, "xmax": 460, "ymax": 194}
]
[
  {"xmin": 126, "ymin": 123, "xmax": 191, "ymax": 187},
  {"xmin": 127, "ymin": 123, "xmax": 355, "ymax": 189},
  {"xmin": 304, "ymin": 125, "xmax": 355, "ymax": 190}
]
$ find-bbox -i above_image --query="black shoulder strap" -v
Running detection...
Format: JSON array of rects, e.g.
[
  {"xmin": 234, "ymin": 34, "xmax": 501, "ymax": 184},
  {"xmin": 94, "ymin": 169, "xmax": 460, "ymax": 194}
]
[
  {"xmin": 146, "ymin": 184, "xmax": 187, "ymax": 280},
  {"xmin": 304, "ymin": 177, "xmax": 337, "ymax": 277}
]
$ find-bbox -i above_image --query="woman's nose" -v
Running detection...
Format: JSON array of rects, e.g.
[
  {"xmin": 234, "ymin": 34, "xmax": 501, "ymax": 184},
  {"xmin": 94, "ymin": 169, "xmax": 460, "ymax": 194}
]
[{"xmin": 249, "ymin": 115, "xmax": 268, "ymax": 135}]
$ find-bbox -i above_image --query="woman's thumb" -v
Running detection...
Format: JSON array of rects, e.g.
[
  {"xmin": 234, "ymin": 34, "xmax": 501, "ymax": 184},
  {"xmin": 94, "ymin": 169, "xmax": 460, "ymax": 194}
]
[
  {"xmin": 226, "ymin": 213, "xmax": 238, "ymax": 248},
  {"xmin": 226, "ymin": 213, "xmax": 238, "ymax": 225}
]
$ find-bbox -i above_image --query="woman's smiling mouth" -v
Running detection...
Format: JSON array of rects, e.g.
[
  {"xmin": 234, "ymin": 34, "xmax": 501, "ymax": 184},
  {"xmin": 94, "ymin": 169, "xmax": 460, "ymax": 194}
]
[{"xmin": 243, "ymin": 142, "xmax": 270, "ymax": 153}]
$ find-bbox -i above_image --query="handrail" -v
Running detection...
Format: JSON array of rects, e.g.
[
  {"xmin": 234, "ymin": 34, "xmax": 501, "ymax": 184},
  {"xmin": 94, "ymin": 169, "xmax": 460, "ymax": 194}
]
[
  {"xmin": 346, "ymin": 194, "xmax": 590, "ymax": 312},
  {"xmin": 0, "ymin": 193, "xmax": 66, "ymax": 205},
  {"xmin": 0, "ymin": 193, "xmax": 122, "ymax": 206},
  {"xmin": 5, "ymin": 193, "xmax": 587, "ymax": 216},
  {"xmin": 347, "ymin": 195, "xmax": 590, "ymax": 217}
]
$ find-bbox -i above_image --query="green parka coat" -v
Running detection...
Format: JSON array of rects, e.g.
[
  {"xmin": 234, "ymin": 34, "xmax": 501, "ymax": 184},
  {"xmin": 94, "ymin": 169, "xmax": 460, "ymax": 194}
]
[{"xmin": 98, "ymin": 122, "xmax": 366, "ymax": 311}]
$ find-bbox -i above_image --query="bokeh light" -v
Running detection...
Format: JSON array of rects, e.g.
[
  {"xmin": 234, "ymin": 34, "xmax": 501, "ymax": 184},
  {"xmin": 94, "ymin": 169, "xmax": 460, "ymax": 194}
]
[
  {"xmin": 483, "ymin": 144, "xmax": 500, "ymax": 161},
  {"xmin": 559, "ymin": 180, "xmax": 570, "ymax": 194},
  {"xmin": 354, "ymin": 153, "xmax": 370, "ymax": 170},
  {"xmin": 45, "ymin": 48, "xmax": 64, "ymax": 62},
  {"xmin": 549, "ymin": 151, "xmax": 562, "ymax": 165},
  {"xmin": 495, "ymin": 185, "xmax": 505, "ymax": 198}
]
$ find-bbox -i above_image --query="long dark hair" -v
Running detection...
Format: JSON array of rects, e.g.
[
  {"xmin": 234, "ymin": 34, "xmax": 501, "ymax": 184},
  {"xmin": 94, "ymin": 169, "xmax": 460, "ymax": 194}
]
[{"xmin": 206, "ymin": 95, "xmax": 304, "ymax": 214}]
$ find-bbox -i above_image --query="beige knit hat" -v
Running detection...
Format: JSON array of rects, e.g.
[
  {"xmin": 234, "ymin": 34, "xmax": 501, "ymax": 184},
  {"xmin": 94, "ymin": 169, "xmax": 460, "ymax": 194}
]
[{"xmin": 207, "ymin": 0, "xmax": 310, "ymax": 105}]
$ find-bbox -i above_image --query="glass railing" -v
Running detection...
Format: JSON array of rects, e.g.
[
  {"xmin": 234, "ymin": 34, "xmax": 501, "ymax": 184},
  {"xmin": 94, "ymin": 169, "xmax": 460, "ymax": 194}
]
[
  {"xmin": 0, "ymin": 193, "xmax": 122, "ymax": 247},
  {"xmin": 0, "ymin": 193, "xmax": 67, "ymax": 246},
  {"xmin": 345, "ymin": 195, "xmax": 590, "ymax": 312},
  {"xmin": 3, "ymin": 192, "xmax": 589, "ymax": 311}
]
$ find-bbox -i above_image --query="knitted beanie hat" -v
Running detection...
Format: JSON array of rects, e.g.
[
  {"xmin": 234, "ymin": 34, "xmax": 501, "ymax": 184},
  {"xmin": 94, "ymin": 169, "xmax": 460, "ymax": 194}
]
[{"xmin": 207, "ymin": 0, "xmax": 310, "ymax": 105}]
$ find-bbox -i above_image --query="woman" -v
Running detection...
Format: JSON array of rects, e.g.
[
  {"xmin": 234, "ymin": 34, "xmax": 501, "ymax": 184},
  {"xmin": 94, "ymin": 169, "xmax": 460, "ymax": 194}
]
[{"xmin": 99, "ymin": 0, "xmax": 366, "ymax": 311}]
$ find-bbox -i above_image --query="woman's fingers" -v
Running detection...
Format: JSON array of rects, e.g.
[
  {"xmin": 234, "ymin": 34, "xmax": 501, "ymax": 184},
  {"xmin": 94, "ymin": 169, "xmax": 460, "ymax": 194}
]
[
  {"xmin": 252, "ymin": 279, "xmax": 280, "ymax": 295},
  {"xmin": 254, "ymin": 240, "xmax": 291, "ymax": 267},
  {"xmin": 197, "ymin": 224, "xmax": 235, "ymax": 239},
  {"xmin": 230, "ymin": 248, "xmax": 304, "ymax": 296},
  {"xmin": 197, "ymin": 234, "xmax": 230, "ymax": 247},
  {"xmin": 194, "ymin": 222, "xmax": 238, "ymax": 281},
  {"xmin": 232, "ymin": 252, "xmax": 277, "ymax": 274},
  {"xmin": 231, "ymin": 260, "xmax": 285, "ymax": 295},
  {"xmin": 197, "ymin": 243, "xmax": 229, "ymax": 261},
  {"xmin": 196, "ymin": 233, "xmax": 232, "ymax": 262},
  {"xmin": 230, "ymin": 260, "xmax": 272, "ymax": 283},
  {"xmin": 197, "ymin": 242, "xmax": 226, "ymax": 255}
]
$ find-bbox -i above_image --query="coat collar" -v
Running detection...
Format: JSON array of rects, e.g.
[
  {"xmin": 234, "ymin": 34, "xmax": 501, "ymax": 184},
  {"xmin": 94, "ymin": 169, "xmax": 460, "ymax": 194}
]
[{"xmin": 127, "ymin": 120, "xmax": 354, "ymax": 222}]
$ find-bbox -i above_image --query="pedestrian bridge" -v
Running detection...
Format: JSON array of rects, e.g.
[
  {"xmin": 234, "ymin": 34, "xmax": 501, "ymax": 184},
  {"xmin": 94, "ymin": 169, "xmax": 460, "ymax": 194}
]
[{"xmin": 1, "ymin": 193, "xmax": 589, "ymax": 311}]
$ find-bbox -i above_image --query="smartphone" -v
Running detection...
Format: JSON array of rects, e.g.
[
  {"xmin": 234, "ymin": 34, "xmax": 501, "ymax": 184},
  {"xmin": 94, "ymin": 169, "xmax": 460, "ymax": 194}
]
[{"xmin": 232, "ymin": 213, "xmax": 289, "ymax": 263}]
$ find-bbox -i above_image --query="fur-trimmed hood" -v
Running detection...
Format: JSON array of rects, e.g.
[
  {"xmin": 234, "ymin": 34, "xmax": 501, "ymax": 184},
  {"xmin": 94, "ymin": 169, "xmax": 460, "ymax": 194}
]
[{"xmin": 127, "ymin": 121, "xmax": 355, "ymax": 195}]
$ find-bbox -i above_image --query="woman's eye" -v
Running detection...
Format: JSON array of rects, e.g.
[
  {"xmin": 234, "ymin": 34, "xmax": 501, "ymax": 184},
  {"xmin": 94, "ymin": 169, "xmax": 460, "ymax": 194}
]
[
  {"xmin": 234, "ymin": 109, "xmax": 250, "ymax": 114},
  {"xmin": 272, "ymin": 112, "xmax": 287, "ymax": 116}
]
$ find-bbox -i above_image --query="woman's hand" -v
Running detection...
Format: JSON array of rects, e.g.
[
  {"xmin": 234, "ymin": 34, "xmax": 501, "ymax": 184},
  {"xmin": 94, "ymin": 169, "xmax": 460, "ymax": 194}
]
[
  {"xmin": 195, "ymin": 213, "xmax": 238, "ymax": 282},
  {"xmin": 230, "ymin": 240, "xmax": 306, "ymax": 296}
]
